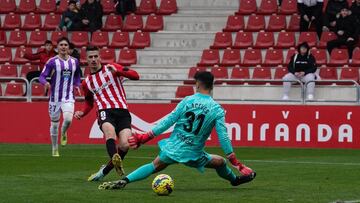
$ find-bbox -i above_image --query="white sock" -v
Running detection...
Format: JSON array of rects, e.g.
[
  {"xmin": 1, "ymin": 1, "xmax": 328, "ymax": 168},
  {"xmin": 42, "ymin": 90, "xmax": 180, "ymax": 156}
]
[
  {"xmin": 61, "ymin": 113, "xmax": 73, "ymax": 137},
  {"xmin": 50, "ymin": 121, "xmax": 59, "ymax": 150}
]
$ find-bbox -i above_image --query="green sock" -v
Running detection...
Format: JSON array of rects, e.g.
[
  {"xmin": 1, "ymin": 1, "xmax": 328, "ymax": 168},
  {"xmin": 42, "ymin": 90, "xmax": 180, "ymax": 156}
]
[
  {"xmin": 126, "ymin": 162, "xmax": 156, "ymax": 183},
  {"xmin": 216, "ymin": 163, "xmax": 237, "ymax": 183}
]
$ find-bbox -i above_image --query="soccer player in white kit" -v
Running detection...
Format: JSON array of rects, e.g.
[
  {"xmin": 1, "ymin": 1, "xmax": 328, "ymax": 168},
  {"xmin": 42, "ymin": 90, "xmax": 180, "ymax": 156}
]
[{"xmin": 39, "ymin": 37, "xmax": 82, "ymax": 157}]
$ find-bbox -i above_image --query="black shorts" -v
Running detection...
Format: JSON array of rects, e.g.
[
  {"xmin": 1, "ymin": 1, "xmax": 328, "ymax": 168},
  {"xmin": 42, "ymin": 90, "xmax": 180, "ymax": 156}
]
[{"xmin": 98, "ymin": 108, "xmax": 131, "ymax": 135}]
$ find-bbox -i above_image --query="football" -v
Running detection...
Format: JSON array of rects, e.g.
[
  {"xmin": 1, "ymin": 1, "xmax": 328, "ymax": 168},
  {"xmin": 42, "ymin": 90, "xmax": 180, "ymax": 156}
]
[{"xmin": 151, "ymin": 174, "xmax": 174, "ymax": 196}]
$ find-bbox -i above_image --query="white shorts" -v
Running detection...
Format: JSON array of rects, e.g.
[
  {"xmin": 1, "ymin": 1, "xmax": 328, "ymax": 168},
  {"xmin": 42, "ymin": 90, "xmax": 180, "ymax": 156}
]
[{"xmin": 48, "ymin": 101, "xmax": 74, "ymax": 121}]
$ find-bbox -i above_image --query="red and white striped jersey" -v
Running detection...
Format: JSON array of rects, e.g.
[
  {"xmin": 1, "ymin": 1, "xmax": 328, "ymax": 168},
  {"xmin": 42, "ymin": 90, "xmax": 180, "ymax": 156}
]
[{"xmin": 82, "ymin": 64, "xmax": 139, "ymax": 113}]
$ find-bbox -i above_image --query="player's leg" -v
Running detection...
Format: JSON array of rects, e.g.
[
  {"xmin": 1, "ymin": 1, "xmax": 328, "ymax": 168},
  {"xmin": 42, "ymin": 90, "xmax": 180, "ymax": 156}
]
[
  {"xmin": 302, "ymin": 73, "xmax": 316, "ymax": 100},
  {"xmin": 99, "ymin": 156, "xmax": 171, "ymax": 190},
  {"xmin": 59, "ymin": 102, "xmax": 75, "ymax": 146},
  {"xmin": 205, "ymin": 154, "xmax": 256, "ymax": 186},
  {"xmin": 49, "ymin": 102, "xmax": 61, "ymax": 157},
  {"xmin": 282, "ymin": 73, "xmax": 297, "ymax": 100}
]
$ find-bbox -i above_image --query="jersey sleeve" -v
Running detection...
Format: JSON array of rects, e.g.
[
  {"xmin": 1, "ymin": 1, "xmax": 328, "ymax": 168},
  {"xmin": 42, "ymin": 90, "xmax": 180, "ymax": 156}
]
[
  {"xmin": 215, "ymin": 107, "xmax": 233, "ymax": 155},
  {"xmin": 81, "ymin": 80, "xmax": 94, "ymax": 117},
  {"xmin": 110, "ymin": 63, "xmax": 140, "ymax": 80},
  {"xmin": 151, "ymin": 98, "xmax": 187, "ymax": 136},
  {"xmin": 39, "ymin": 60, "xmax": 53, "ymax": 85},
  {"xmin": 73, "ymin": 59, "xmax": 82, "ymax": 87}
]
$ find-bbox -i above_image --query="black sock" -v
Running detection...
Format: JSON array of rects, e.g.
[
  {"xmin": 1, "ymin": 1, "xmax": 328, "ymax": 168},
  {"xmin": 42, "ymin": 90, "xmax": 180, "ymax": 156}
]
[
  {"xmin": 118, "ymin": 149, "xmax": 128, "ymax": 160},
  {"xmin": 106, "ymin": 139, "xmax": 117, "ymax": 158},
  {"xmin": 122, "ymin": 177, "xmax": 130, "ymax": 183},
  {"xmin": 102, "ymin": 160, "xmax": 114, "ymax": 175}
]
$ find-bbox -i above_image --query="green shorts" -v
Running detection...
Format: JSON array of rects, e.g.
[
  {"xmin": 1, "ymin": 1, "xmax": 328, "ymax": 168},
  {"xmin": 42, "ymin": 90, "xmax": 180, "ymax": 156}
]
[{"xmin": 158, "ymin": 149, "xmax": 212, "ymax": 173}]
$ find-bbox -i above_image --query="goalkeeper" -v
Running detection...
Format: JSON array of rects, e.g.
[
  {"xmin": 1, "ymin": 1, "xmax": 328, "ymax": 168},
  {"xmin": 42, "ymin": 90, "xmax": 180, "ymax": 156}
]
[{"xmin": 99, "ymin": 71, "xmax": 256, "ymax": 190}]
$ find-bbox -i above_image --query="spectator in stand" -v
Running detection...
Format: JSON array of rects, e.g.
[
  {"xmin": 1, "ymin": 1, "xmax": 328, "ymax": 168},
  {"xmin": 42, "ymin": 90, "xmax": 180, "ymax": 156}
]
[
  {"xmin": 22, "ymin": 40, "xmax": 57, "ymax": 82},
  {"xmin": 114, "ymin": 0, "xmax": 136, "ymax": 19},
  {"xmin": 322, "ymin": 0, "xmax": 349, "ymax": 32},
  {"xmin": 69, "ymin": 43, "xmax": 80, "ymax": 61},
  {"xmin": 79, "ymin": 0, "xmax": 103, "ymax": 32},
  {"xmin": 58, "ymin": 0, "xmax": 82, "ymax": 31},
  {"xmin": 350, "ymin": 0, "xmax": 360, "ymax": 23},
  {"xmin": 298, "ymin": 0, "xmax": 324, "ymax": 38},
  {"xmin": 327, "ymin": 8, "xmax": 359, "ymax": 61},
  {"xmin": 282, "ymin": 42, "xmax": 317, "ymax": 100}
]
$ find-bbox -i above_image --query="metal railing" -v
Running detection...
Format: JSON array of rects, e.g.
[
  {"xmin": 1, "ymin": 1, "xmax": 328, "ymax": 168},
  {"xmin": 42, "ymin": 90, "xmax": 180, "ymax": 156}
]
[
  {"xmin": 0, "ymin": 77, "xmax": 357, "ymax": 105},
  {"xmin": 0, "ymin": 77, "xmax": 30, "ymax": 102}
]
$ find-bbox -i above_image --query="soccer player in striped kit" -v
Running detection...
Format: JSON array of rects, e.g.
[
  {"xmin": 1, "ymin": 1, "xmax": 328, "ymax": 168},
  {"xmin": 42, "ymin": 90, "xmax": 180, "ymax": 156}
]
[
  {"xmin": 74, "ymin": 46, "xmax": 139, "ymax": 181},
  {"xmin": 39, "ymin": 37, "xmax": 82, "ymax": 157}
]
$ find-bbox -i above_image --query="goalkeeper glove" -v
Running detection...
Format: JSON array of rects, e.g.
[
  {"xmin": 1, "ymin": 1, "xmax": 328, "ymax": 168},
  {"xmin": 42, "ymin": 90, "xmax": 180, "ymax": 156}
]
[
  {"xmin": 227, "ymin": 152, "xmax": 253, "ymax": 176},
  {"xmin": 128, "ymin": 131, "xmax": 155, "ymax": 149}
]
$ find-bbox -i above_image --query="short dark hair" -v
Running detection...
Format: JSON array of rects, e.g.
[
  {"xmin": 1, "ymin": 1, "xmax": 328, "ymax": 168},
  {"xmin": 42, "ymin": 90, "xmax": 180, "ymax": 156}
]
[
  {"xmin": 57, "ymin": 37, "xmax": 70, "ymax": 46},
  {"xmin": 45, "ymin": 40, "xmax": 53, "ymax": 45},
  {"xmin": 69, "ymin": 0, "xmax": 77, "ymax": 5},
  {"xmin": 69, "ymin": 42, "xmax": 75, "ymax": 49},
  {"xmin": 194, "ymin": 71, "xmax": 214, "ymax": 90},
  {"xmin": 86, "ymin": 45, "xmax": 99, "ymax": 52}
]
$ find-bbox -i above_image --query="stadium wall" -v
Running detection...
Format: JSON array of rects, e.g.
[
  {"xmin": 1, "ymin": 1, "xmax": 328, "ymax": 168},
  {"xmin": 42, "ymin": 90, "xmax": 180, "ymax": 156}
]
[{"xmin": 0, "ymin": 102, "xmax": 359, "ymax": 149}]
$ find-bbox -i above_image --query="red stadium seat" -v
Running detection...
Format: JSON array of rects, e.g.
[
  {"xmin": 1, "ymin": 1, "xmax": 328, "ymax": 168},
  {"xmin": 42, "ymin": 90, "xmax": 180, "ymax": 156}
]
[
  {"xmin": 157, "ymin": 0, "xmax": 177, "ymax": 15},
  {"xmin": 0, "ymin": 31, "xmax": 6, "ymax": 45},
  {"xmin": 80, "ymin": 47, "xmax": 87, "ymax": 65},
  {"xmin": 71, "ymin": 31, "xmax": 89, "ymax": 47},
  {"xmin": 90, "ymin": 31, "xmax": 109, "ymax": 47},
  {"xmin": 242, "ymin": 48, "xmax": 262, "ymax": 66},
  {"xmin": 311, "ymin": 48, "xmax": 327, "ymax": 65},
  {"xmin": 233, "ymin": 31, "xmax": 253, "ymax": 48},
  {"xmin": 57, "ymin": 0, "xmax": 69, "ymax": 13},
  {"xmin": 51, "ymin": 31, "xmax": 67, "ymax": 45},
  {"xmin": 258, "ymin": 0, "xmax": 278, "ymax": 14},
  {"xmin": 17, "ymin": 0, "xmax": 36, "ymax": 13},
  {"xmin": 211, "ymin": 66, "xmax": 228, "ymax": 84},
  {"xmin": 254, "ymin": 31, "xmax": 274, "ymax": 48},
  {"xmin": 351, "ymin": 48, "xmax": 360, "ymax": 66},
  {"xmin": 339, "ymin": 67, "xmax": 359, "ymax": 84},
  {"xmin": 99, "ymin": 48, "xmax": 116, "ymax": 64},
  {"xmin": 136, "ymin": 0, "xmax": 157, "ymax": 14},
  {"xmin": 246, "ymin": 14, "xmax": 265, "ymax": 31},
  {"xmin": 0, "ymin": 64, "xmax": 17, "ymax": 77},
  {"xmin": 288, "ymin": 14, "xmax": 300, "ymax": 31},
  {"xmin": 285, "ymin": 48, "xmax": 297, "ymax": 64},
  {"xmin": 31, "ymin": 82, "xmax": 46, "ymax": 96},
  {"xmin": 8, "ymin": 31, "xmax": 27, "ymax": 47},
  {"xmin": 223, "ymin": 15, "xmax": 245, "ymax": 32},
  {"xmin": 211, "ymin": 32, "xmax": 232, "ymax": 49},
  {"xmin": 14, "ymin": 46, "xmax": 32, "ymax": 64},
  {"xmin": 275, "ymin": 31, "xmax": 295, "ymax": 48},
  {"xmin": 272, "ymin": 66, "xmax": 288, "ymax": 84},
  {"xmin": 0, "ymin": 47, "xmax": 12, "ymax": 63},
  {"xmin": 37, "ymin": 0, "xmax": 56, "ymax": 13},
  {"xmin": 237, "ymin": 0, "xmax": 257, "ymax": 15},
  {"xmin": 130, "ymin": 31, "xmax": 151, "ymax": 49},
  {"xmin": 118, "ymin": 48, "xmax": 137, "ymax": 66},
  {"xmin": 0, "ymin": 0, "xmax": 16, "ymax": 13},
  {"xmin": 4, "ymin": 82, "xmax": 25, "ymax": 97},
  {"xmin": 228, "ymin": 66, "xmax": 250, "ymax": 85},
  {"xmin": 110, "ymin": 31, "xmax": 130, "ymax": 48},
  {"xmin": 3, "ymin": 13, "xmax": 21, "ymax": 30},
  {"xmin": 279, "ymin": 0, "xmax": 297, "ymax": 14},
  {"xmin": 329, "ymin": 48, "xmax": 348, "ymax": 66},
  {"xmin": 103, "ymin": 14, "xmax": 123, "ymax": 31},
  {"xmin": 28, "ymin": 31, "xmax": 47, "ymax": 47},
  {"xmin": 43, "ymin": 13, "xmax": 61, "ymax": 30},
  {"xmin": 101, "ymin": 0, "xmax": 115, "ymax": 14},
  {"xmin": 197, "ymin": 49, "xmax": 220, "ymax": 67},
  {"xmin": 123, "ymin": 14, "xmax": 143, "ymax": 31},
  {"xmin": 184, "ymin": 66, "xmax": 207, "ymax": 84},
  {"xmin": 22, "ymin": 13, "xmax": 42, "ymax": 30},
  {"xmin": 175, "ymin": 86, "xmax": 194, "ymax": 98},
  {"xmin": 20, "ymin": 65, "xmax": 39, "ymax": 78},
  {"xmin": 319, "ymin": 66, "xmax": 338, "ymax": 84},
  {"xmin": 221, "ymin": 49, "xmax": 241, "ymax": 66},
  {"xmin": 250, "ymin": 67, "xmax": 272, "ymax": 84},
  {"xmin": 143, "ymin": 14, "xmax": 164, "ymax": 32},
  {"xmin": 298, "ymin": 32, "xmax": 317, "ymax": 47},
  {"xmin": 318, "ymin": 32, "xmax": 337, "ymax": 48},
  {"xmin": 263, "ymin": 49, "xmax": 283, "ymax": 66},
  {"xmin": 267, "ymin": 14, "xmax": 286, "ymax": 31}
]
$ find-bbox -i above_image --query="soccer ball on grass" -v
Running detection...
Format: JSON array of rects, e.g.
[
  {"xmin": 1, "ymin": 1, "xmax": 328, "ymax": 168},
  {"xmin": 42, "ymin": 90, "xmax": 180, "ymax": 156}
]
[{"xmin": 152, "ymin": 174, "xmax": 174, "ymax": 196}]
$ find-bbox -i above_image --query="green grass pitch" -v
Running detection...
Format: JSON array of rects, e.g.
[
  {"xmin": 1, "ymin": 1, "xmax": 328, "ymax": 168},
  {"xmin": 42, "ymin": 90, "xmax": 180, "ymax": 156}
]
[{"xmin": 0, "ymin": 144, "xmax": 359, "ymax": 203}]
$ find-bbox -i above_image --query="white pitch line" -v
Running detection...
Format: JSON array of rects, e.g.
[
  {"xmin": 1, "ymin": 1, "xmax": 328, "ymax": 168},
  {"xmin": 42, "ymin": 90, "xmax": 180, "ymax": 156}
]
[
  {"xmin": 329, "ymin": 200, "xmax": 360, "ymax": 203},
  {"xmin": 1, "ymin": 153, "xmax": 360, "ymax": 166}
]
